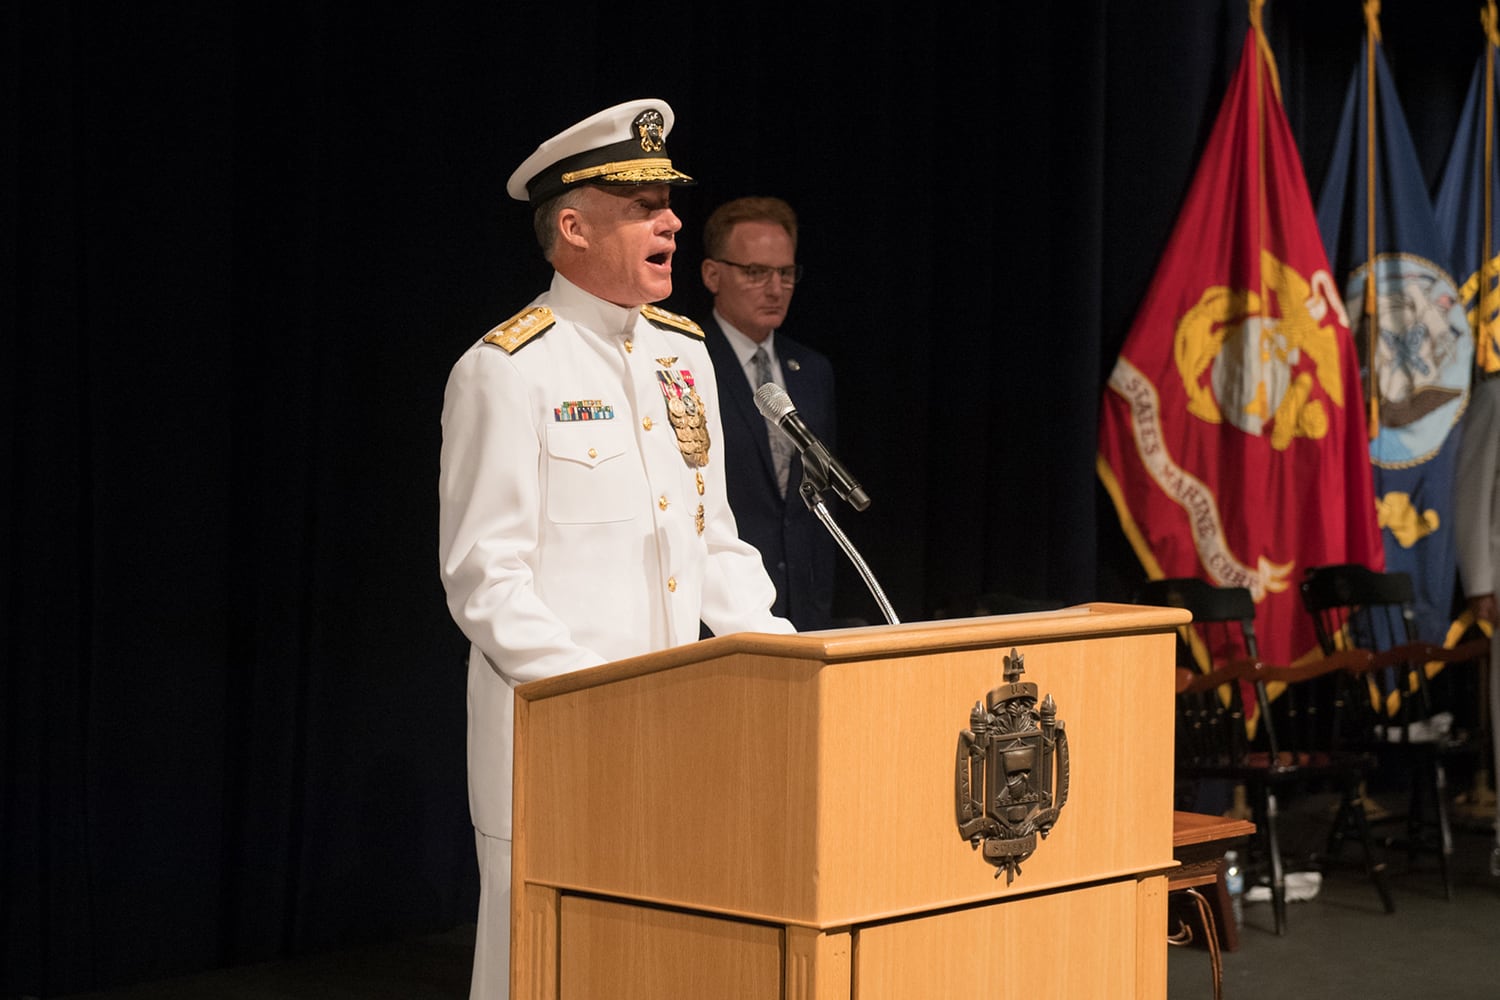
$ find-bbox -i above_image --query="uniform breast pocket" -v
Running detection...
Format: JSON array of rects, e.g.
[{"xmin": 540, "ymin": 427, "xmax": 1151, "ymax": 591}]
[{"xmin": 544, "ymin": 422, "xmax": 639, "ymax": 524}]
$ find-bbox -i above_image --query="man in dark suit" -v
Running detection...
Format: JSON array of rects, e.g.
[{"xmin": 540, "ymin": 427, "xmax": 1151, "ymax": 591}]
[{"xmin": 701, "ymin": 197, "xmax": 837, "ymax": 630}]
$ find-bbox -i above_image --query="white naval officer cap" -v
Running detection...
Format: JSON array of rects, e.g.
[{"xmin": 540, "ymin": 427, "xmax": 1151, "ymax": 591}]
[{"xmin": 505, "ymin": 98, "xmax": 696, "ymax": 206}]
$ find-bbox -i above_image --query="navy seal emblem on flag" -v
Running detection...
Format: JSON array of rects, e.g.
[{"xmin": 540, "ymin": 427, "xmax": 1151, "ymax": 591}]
[{"xmin": 955, "ymin": 648, "xmax": 1069, "ymax": 883}]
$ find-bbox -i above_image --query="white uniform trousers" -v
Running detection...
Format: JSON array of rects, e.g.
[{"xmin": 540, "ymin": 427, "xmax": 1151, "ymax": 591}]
[
  {"xmin": 1491, "ymin": 629, "xmax": 1500, "ymax": 849},
  {"xmin": 471, "ymin": 831, "xmax": 512, "ymax": 999}
]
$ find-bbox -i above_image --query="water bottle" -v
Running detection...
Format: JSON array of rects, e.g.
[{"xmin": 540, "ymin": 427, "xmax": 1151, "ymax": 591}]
[{"xmin": 1224, "ymin": 850, "xmax": 1245, "ymax": 928}]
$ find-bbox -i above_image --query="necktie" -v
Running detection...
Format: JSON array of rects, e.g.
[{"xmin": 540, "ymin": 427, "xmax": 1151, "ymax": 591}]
[{"xmin": 753, "ymin": 346, "xmax": 793, "ymax": 498}]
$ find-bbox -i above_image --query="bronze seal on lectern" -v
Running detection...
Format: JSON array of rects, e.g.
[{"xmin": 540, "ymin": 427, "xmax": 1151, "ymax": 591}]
[{"xmin": 955, "ymin": 648, "xmax": 1069, "ymax": 883}]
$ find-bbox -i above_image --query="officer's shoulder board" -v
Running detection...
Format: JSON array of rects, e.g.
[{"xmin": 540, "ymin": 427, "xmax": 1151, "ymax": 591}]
[
  {"xmin": 482, "ymin": 305, "xmax": 555, "ymax": 354},
  {"xmin": 641, "ymin": 303, "xmax": 705, "ymax": 339}
]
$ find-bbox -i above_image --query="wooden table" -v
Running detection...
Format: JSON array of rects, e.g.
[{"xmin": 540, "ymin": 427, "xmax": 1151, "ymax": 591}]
[{"xmin": 1169, "ymin": 811, "xmax": 1256, "ymax": 1000}]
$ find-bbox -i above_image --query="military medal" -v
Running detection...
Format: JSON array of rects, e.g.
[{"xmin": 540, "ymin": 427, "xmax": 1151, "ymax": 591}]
[{"xmin": 655, "ymin": 367, "xmax": 710, "ymax": 467}]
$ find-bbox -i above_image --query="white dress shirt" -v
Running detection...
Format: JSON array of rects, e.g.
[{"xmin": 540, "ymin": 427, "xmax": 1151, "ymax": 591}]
[{"xmin": 714, "ymin": 310, "xmax": 785, "ymax": 392}]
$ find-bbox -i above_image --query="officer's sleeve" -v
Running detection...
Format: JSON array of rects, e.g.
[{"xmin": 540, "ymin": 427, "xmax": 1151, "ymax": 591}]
[
  {"xmin": 439, "ymin": 346, "xmax": 608, "ymax": 682},
  {"xmin": 693, "ymin": 350, "xmax": 796, "ymax": 637},
  {"xmin": 1456, "ymin": 378, "xmax": 1500, "ymax": 598}
]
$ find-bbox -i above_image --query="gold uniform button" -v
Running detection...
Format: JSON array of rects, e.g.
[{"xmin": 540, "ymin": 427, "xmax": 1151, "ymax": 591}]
[
  {"xmin": 642, "ymin": 416, "xmax": 653, "ymax": 430},
  {"xmin": 658, "ymin": 495, "xmax": 669, "ymax": 510},
  {"xmin": 667, "ymin": 577, "xmax": 677, "ymax": 593},
  {"xmin": 624, "ymin": 339, "xmax": 634, "ymax": 353},
  {"xmin": 588, "ymin": 447, "xmax": 598, "ymax": 458}
]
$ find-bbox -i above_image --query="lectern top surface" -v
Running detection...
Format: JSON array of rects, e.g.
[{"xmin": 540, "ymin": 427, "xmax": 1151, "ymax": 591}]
[{"xmin": 516, "ymin": 602, "xmax": 1189, "ymax": 701}]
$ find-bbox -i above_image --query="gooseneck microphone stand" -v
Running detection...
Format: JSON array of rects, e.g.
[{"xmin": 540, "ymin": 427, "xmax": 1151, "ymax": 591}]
[
  {"xmin": 796, "ymin": 466, "xmax": 899, "ymax": 626},
  {"xmin": 755, "ymin": 381, "xmax": 895, "ymax": 624}
]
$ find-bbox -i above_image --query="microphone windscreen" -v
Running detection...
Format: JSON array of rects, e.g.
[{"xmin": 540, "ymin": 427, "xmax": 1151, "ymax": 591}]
[{"xmin": 753, "ymin": 382, "xmax": 796, "ymax": 422}]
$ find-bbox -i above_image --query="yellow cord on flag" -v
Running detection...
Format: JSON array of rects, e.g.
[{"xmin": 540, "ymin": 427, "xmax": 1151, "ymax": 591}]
[
  {"xmin": 1483, "ymin": 0, "xmax": 1498, "ymax": 376},
  {"xmin": 1248, "ymin": 0, "xmax": 1283, "ymax": 104},
  {"xmin": 1363, "ymin": 0, "xmax": 1381, "ymax": 440},
  {"xmin": 1250, "ymin": 0, "xmax": 1280, "ymax": 363}
]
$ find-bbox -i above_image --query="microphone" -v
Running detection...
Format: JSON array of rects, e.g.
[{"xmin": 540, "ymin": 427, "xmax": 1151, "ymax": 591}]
[{"xmin": 753, "ymin": 383, "xmax": 870, "ymax": 511}]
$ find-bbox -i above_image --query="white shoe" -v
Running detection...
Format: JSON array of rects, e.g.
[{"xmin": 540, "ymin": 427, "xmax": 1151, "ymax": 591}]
[
  {"xmin": 1285, "ymin": 871, "xmax": 1322, "ymax": 901},
  {"xmin": 1242, "ymin": 871, "xmax": 1322, "ymax": 903}
]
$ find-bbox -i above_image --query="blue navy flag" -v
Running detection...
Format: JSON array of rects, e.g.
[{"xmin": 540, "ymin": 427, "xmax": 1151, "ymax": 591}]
[
  {"xmin": 1434, "ymin": 22, "xmax": 1500, "ymax": 378},
  {"xmin": 1315, "ymin": 26, "xmax": 1475, "ymax": 646}
]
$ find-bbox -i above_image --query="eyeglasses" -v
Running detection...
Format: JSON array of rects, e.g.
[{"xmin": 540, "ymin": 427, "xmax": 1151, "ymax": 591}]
[{"xmin": 711, "ymin": 259, "xmax": 804, "ymax": 287}]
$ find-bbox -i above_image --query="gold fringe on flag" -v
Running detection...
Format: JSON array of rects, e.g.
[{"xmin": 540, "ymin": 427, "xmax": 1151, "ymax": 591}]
[{"xmin": 1483, "ymin": 0, "xmax": 1498, "ymax": 376}]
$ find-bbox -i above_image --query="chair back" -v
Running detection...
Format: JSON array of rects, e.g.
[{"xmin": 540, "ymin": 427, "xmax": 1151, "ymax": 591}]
[
  {"xmin": 1136, "ymin": 578, "xmax": 1274, "ymax": 770},
  {"xmin": 1137, "ymin": 576, "xmax": 1260, "ymax": 661},
  {"xmin": 1299, "ymin": 563, "xmax": 1417, "ymax": 654}
]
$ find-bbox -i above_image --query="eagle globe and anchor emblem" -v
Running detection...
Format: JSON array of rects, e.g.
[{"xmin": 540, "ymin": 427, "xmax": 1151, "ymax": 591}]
[{"xmin": 955, "ymin": 648, "xmax": 1069, "ymax": 883}]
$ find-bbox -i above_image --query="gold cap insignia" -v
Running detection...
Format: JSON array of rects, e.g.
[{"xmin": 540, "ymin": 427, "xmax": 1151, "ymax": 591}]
[{"xmin": 634, "ymin": 109, "xmax": 666, "ymax": 152}]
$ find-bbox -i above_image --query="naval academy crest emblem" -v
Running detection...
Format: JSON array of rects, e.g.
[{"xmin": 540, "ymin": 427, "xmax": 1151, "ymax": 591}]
[{"xmin": 955, "ymin": 649, "xmax": 1069, "ymax": 883}]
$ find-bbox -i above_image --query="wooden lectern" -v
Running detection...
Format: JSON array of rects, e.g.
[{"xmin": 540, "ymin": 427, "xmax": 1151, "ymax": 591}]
[{"xmin": 511, "ymin": 603, "xmax": 1187, "ymax": 999}]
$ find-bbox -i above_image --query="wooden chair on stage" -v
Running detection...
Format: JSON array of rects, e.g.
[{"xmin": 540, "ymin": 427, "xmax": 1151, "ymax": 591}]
[
  {"xmin": 1299, "ymin": 563, "xmax": 1490, "ymax": 900},
  {"xmin": 1140, "ymin": 578, "xmax": 1393, "ymax": 936}
]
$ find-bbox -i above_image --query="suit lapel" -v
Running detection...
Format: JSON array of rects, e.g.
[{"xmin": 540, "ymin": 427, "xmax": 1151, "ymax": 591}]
[
  {"xmin": 706, "ymin": 319, "xmax": 778, "ymax": 483},
  {"xmin": 777, "ymin": 341, "xmax": 811, "ymax": 488}
]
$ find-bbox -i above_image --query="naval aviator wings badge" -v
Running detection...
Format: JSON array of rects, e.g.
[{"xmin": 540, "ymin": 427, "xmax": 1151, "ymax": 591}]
[{"xmin": 955, "ymin": 648, "xmax": 1069, "ymax": 883}]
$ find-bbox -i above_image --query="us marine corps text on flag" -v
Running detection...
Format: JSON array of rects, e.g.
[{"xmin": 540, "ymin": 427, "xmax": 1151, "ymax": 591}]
[
  {"xmin": 1315, "ymin": 1, "xmax": 1474, "ymax": 647},
  {"xmin": 1097, "ymin": 2, "xmax": 1383, "ymax": 671}
]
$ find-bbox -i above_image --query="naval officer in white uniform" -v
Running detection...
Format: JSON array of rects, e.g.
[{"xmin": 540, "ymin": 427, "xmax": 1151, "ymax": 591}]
[
  {"xmin": 438, "ymin": 98, "xmax": 794, "ymax": 999},
  {"xmin": 1455, "ymin": 374, "xmax": 1500, "ymax": 879}
]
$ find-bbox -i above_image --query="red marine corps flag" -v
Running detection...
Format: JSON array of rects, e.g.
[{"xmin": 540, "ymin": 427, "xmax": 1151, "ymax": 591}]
[{"xmin": 1097, "ymin": 3, "xmax": 1384, "ymax": 670}]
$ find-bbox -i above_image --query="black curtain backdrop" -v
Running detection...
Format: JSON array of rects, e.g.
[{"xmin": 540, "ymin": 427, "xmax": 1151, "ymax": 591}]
[{"xmin": 1, "ymin": 1, "xmax": 1477, "ymax": 995}]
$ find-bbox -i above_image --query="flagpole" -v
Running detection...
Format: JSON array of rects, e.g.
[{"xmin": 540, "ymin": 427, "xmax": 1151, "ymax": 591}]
[
  {"xmin": 1242, "ymin": 0, "xmax": 1266, "ymax": 791},
  {"xmin": 1251, "ymin": 0, "xmax": 1271, "ymax": 377},
  {"xmin": 1249, "ymin": 0, "xmax": 1284, "ymax": 283},
  {"xmin": 1363, "ymin": 0, "xmax": 1382, "ymax": 441},
  {"xmin": 1244, "ymin": 0, "xmax": 1275, "ymax": 786}
]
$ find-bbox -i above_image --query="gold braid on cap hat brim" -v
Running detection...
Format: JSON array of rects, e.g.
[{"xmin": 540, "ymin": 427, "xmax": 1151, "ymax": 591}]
[{"xmin": 561, "ymin": 158, "xmax": 692, "ymax": 185}]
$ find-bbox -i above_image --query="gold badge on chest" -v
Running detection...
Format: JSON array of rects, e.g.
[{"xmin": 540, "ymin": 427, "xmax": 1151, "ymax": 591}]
[{"xmin": 655, "ymin": 367, "xmax": 710, "ymax": 467}]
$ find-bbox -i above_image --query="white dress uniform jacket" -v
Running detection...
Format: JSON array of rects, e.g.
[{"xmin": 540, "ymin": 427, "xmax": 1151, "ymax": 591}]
[{"xmin": 439, "ymin": 272, "xmax": 793, "ymax": 840}]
